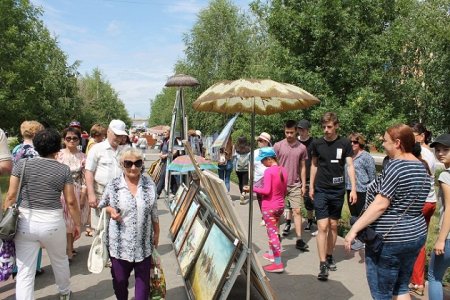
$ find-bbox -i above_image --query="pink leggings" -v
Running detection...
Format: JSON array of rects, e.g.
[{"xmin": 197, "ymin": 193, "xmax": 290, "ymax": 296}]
[{"xmin": 261, "ymin": 207, "xmax": 284, "ymax": 259}]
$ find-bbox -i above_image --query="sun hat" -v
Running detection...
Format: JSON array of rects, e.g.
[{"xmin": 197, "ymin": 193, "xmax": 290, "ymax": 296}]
[
  {"xmin": 256, "ymin": 147, "xmax": 276, "ymax": 162},
  {"xmin": 297, "ymin": 119, "xmax": 311, "ymax": 129},
  {"xmin": 69, "ymin": 121, "xmax": 81, "ymax": 128},
  {"xmin": 109, "ymin": 120, "xmax": 127, "ymax": 136},
  {"xmin": 195, "ymin": 130, "xmax": 202, "ymax": 137},
  {"xmin": 257, "ymin": 132, "xmax": 271, "ymax": 144},
  {"xmin": 430, "ymin": 134, "xmax": 450, "ymax": 148}
]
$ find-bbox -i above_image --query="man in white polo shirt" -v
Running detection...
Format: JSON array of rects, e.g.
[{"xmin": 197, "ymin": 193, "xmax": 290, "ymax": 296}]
[{"xmin": 85, "ymin": 120, "xmax": 129, "ymax": 230}]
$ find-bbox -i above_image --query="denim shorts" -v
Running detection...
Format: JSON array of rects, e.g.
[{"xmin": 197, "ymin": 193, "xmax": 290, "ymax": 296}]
[
  {"xmin": 365, "ymin": 235, "xmax": 426, "ymax": 300},
  {"xmin": 313, "ymin": 187, "xmax": 345, "ymax": 220}
]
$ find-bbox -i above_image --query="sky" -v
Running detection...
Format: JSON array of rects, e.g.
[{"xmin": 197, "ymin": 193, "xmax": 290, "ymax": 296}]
[{"xmin": 31, "ymin": 0, "xmax": 251, "ymax": 119}]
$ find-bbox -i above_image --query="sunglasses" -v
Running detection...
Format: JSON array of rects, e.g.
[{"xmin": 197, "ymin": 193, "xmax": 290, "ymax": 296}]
[
  {"xmin": 123, "ymin": 159, "xmax": 143, "ymax": 169},
  {"xmin": 351, "ymin": 140, "xmax": 360, "ymax": 145},
  {"xmin": 65, "ymin": 137, "xmax": 79, "ymax": 142}
]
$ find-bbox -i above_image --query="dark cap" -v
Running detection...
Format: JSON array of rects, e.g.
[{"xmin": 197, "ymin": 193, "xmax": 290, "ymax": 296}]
[
  {"xmin": 297, "ymin": 119, "xmax": 311, "ymax": 129},
  {"xmin": 430, "ymin": 134, "xmax": 450, "ymax": 148}
]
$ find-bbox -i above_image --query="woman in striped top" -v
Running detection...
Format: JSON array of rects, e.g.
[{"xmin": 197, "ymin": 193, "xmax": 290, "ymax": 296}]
[
  {"xmin": 4, "ymin": 128, "xmax": 81, "ymax": 300},
  {"xmin": 345, "ymin": 124, "xmax": 430, "ymax": 300}
]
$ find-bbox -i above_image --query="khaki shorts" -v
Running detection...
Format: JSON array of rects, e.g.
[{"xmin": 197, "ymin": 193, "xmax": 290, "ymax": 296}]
[{"xmin": 285, "ymin": 185, "xmax": 303, "ymax": 210}]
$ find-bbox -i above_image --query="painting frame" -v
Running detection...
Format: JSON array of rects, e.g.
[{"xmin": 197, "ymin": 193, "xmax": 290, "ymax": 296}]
[
  {"xmin": 186, "ymin": 220, "xmax": 241, "ymax": 300},
  {"xmin": 173, "ymin": 200, "xmax": 201, "ymax": 255},
  {"xmin": 169, "ymin": 183, "xmax": 188, "ymax": 214},
  {"xmin": 169, "ymin": 182, "xmax": 199, "ymax": 238},
  {"xmin": 177, "ymin": 215, "xmax": 208, "ymax": 278}
]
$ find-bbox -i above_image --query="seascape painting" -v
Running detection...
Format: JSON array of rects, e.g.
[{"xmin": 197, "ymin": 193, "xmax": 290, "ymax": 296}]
[
  {"xmin": 173, "ymin": 201, "xmax": 200, "ymax": 254},
  {"xmin": 177, "ymin": 217, "xmax": 207, "ymax": 277},
  {"xmin": 170, "ymin": 183, "xmax": 187, "ymax": 214},
  {"xmin": 188, "ymin": 223, "xmax": 239, "ymax": 300}
]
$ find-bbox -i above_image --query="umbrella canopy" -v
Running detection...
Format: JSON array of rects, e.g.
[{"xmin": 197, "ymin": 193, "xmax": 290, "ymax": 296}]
[
  {"xmin": 168, "ymin": 154, "xmax": 218, "ymax": 173},
  {"xmin": 193, "ymin": 79, "xmax": 320, "ymax": 115},
  {"xmin": 165, "ymin": 74, "xmax": 200, "ymax": 87}
]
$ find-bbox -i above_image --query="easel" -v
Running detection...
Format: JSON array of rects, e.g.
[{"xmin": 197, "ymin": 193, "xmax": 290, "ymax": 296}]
[{"xmin": 163, "ymin": 74, "xmax": 199, "ymax": 203}]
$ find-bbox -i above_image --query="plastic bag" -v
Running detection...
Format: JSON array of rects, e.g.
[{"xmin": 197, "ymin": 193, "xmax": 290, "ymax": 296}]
[
  {"xmin": 0, "ymin": 240, "xmax": 16, "ymax": 281},
  {"xmin": 150, "ymin": 250, "xmax": 166, "ymax": 300}
]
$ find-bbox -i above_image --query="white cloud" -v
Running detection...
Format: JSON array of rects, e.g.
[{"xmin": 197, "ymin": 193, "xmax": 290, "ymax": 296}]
[{"xmin": 107, "ymin": 20, "xmax": 122, "ymax": 36}]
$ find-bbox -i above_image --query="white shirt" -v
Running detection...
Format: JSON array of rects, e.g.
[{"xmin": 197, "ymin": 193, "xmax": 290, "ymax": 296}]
[
  {"xmin": 85, "ymin": 140, "xmax": 126, "ymax": 188},
  {"xmin": 254, "ymin": 148, "xmax": 267, "ymax": 183},
  {"xmin": 421, "ymin": 146, "xmax": 436, "ymax": 203}
]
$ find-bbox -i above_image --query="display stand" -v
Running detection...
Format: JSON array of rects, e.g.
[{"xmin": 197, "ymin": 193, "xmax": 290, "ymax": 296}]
[
  {"xmin": 165, "ymin": 141, "xmax": 276, "ymax": 300},
  {"xmin": 163, "ymin": 74, "xmax": 199, "ymax": 204}
]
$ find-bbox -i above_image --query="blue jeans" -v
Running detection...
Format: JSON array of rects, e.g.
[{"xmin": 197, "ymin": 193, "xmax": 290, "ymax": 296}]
[
  {"xmin": 428, "ymin": 239, "xmax": 450, "ymax": 300},
  {"xmin": 365, "ymin": 235, "xmax": 426, "ymax": 300},
  {"xmin": 218, "ymin": 160, "xmax": 233, "ymax": 192}
]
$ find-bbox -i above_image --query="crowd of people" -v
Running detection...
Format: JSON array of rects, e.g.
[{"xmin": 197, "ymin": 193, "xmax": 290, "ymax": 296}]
[
  {"xmin": 0, "ymin": 119, "xmax": 159, "ymax": 300},
  {"xmin": 0, "ymin": 113, "xmax": 449, "ymax": 299}
]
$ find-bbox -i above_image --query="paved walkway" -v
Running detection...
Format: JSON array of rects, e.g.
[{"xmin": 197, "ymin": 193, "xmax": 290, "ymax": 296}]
[{"xmin": 0, "ymin": 150, "xmax": 431, "ymax": 299}]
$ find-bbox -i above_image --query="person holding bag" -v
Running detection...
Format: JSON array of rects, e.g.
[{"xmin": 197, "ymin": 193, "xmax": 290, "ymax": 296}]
[
  {"xmin": 98, "ymin": 148, "xmax": 159, "ymax": 300},
  {"xmin": 344, "ymin": 124, "xmax": 430, "ymax": 300},
  {"xmin": 4, "ymin": 128, "xmax": 81, "ymax": 300}
]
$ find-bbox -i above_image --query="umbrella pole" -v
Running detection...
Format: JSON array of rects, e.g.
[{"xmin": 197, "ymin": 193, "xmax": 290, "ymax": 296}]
[{"xmin": 246, "ymin": 110, "xmax": 255, "ymax": 300}]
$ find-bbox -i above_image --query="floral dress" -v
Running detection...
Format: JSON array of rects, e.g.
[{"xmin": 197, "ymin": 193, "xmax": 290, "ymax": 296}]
[{"xmin": 57, "ymin": 150, "xmax": 88, "ymax": 232}]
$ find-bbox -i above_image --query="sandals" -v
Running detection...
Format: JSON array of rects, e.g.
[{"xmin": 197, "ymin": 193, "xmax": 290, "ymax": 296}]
[
  {"xmin": 85, "ymin": 230, "xmax": 94, "ymax": 237},
  {"xmin": 408, "ymin": 283, "xmax": 424, "ymax": 296}
]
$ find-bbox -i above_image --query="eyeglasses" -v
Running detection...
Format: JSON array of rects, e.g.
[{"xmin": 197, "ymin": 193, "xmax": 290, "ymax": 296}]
[
  {"xmin": 351, "ymin": 140, "xmax": 359, "ymax": 145},
  {"xmin": 65, "ymin": 137, "xmax": 79, "ymax": 142},
  {"xmin": 123, "ymin": 159, "xmax": 143, "ymax": 168}
]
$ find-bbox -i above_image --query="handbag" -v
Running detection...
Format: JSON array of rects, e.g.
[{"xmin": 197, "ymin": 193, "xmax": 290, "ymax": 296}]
[
  {"xmin": 0, "ymin": 160, "xmax": 27, "ymax": 241},
  {"xmin": 150, "ymin": 250, "xmax": 166, "ymax": 300},
  {"xmin": 87, "ymin": 208, "xmax": 109, "ymax": 274},
  {"xmin": 350, "ymin": 178, "xmax": 427, "ymax": 253},
  {"xmin": 0, "ymin": 240, "xmax": 16, "ymax": 281}
]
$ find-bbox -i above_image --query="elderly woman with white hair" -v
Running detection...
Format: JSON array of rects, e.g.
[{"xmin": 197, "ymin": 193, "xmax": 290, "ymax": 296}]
[{"xmin": 98, "ymin": 148, "xmax": 159, "ymax": 300}]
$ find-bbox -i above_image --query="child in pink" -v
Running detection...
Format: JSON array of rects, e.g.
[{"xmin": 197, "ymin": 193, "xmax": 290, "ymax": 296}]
[{"xmin": 253, "ymin": 147, "xmax": 288, "ymax": 273}]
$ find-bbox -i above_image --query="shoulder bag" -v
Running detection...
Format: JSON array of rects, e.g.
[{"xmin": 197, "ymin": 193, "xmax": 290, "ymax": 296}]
[
  {"xmin": 350, "ymin": 178, "xmax": 427, "ymax": 253},
  {"xmin": 87, "ymin": 208, "xmax": 109, "ymax": 273},
  {"xmin": 0, "ymin": 159, "xmax": 27, "ymax": 241}
]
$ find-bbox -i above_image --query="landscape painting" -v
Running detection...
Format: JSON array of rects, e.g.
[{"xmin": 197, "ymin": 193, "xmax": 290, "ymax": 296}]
[
  {"xmin": 187, "ymin": 223, "xmax": 239, "ymax": 300},
  {"xmin": 177, "ymin": 217, "xmax": 207, "ymax": 277},
  {"xmin": 173, "ymin": 201, "xmax": 200, "ymax": 254},
  {"xmin": 169, "ymin": 183, "xmax": 198, "ymax": 238}
]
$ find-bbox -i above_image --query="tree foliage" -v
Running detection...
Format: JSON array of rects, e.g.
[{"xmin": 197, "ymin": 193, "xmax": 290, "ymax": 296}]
[
  {"xmin": 76, "ymin": 68, "xmax": 131, "ymax": 129},
  {"xmin": 0, "ymin": 0, "xmax": 81, "ymax": 133},
  {"xmin": 150, "ymin": 0, "xmax": 449, "ymax": 145}
]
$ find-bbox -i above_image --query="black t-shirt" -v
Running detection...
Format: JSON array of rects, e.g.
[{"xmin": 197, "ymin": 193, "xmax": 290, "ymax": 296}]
[
  {"xmin": 311, "ymin": 136, "xmax": 352, "ymax": 189},
  {"xmin": 299, "ymin": 136, "xmax": 314, "ymax": 182}
]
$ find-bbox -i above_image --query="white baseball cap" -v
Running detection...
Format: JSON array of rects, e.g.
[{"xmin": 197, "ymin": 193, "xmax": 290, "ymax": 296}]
[{"xmin": 109, "ymin": 120, "xmax": 127, "ymax": 136}]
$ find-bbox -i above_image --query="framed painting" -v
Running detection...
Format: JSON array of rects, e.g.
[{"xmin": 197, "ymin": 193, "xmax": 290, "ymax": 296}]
[
  {"xmin": 173, "ymin": 200, "xmax": 200, "ymax": 254},
  {"xmin": 173, "ymin": 181, "xmax": 198, "ymax": 216},
  {"xmin": 169, "ymin": 182, "xmax": 198, "ymax": 238},
  {"xmin": 186, "ymin": 222, "xmax": 240, "ymax": 300},
  {"xmin": 169, "ymin": 183, "xmax": 188, "ymax": 214},
  {"xmin": 177, "ymin": 216, "xmax": 208, "ymax": 278}
]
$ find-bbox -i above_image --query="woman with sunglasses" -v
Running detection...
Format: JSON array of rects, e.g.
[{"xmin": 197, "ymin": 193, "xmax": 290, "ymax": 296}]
[
  {"xmin": 344, "ymin": 133, "xmax": 376, "ymax": 250},
  {"xmin": 57, "ymin": 127, "xmax": 87, "ymax": 261},
  {"xmin": 98, "ymin": 148, "xmax": 159, "ymax": 300}
]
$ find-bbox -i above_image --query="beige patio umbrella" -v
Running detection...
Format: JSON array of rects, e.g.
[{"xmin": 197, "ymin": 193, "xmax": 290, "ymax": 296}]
[{"xmin": 193, "ymin": 78, "xmax": 320, "ymax": 300}]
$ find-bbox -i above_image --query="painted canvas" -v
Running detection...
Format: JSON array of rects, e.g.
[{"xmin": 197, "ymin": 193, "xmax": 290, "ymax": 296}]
[
  {"xmin": 169, "ymin": 183, "xmax": 187, "ymax": 214},
  {"xmin": 177, "ymin": 217, "xmax": 207, "ymax": 277},
  {"xmin": 169, "ymin": 183, "xmax": 198, "ymax": 238},
  {"xmin": 188, "ymin": 223, "xmax": 239, "ymax": 300},
  {"xmin": 173, "ymin": 201, "xmax": 200, "ymax": 254}
]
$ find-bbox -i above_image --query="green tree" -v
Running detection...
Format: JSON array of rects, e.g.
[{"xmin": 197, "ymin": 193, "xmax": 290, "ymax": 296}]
[
  {"xmin": 77, "ymin": 68, "xmax": 131, "ymax": 129},
  {"xmin": 0, "ymin": 0, "xmax": 81, "ymax": 133}
]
